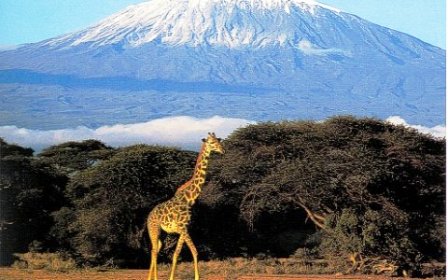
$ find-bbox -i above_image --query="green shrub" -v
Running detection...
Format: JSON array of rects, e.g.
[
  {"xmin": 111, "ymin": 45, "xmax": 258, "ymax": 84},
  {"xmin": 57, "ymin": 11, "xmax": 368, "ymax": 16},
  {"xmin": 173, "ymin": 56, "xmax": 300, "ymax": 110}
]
[{"xmin": 211, "ymin": 116, "xmax": 445, "ymax": 274}]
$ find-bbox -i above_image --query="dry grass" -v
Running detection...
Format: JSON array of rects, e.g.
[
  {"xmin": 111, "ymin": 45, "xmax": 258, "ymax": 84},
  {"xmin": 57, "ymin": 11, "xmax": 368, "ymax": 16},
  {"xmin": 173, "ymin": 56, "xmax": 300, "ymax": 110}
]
[
  {"xmin": 12, "ymin": 252, "xmax": 77, "ymax": 272},
  {"xmin": 0, "ymin": 267, "xmax": 436, "ymax": 280},
  {"xmin": 1, "ymin": 257, "xmax": 443, "ymax": 280},
  {"xmin": 193, "ymin": 257, "xmax": 330, "ymax": 278}
]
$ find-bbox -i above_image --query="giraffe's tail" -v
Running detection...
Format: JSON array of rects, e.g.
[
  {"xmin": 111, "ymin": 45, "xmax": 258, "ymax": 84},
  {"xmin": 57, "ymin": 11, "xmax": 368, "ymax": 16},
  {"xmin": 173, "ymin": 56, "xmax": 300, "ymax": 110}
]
[{"xmin": 157, "ymin": 239, "xmax": 162, "ymax": 253}]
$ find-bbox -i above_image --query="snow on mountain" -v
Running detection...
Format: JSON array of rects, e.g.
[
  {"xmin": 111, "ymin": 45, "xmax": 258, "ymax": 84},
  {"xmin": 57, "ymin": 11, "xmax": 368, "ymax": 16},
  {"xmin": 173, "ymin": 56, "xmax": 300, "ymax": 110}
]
[
  {"xmin": 44, "ymin": 0, "xmax": 341, "ymax": 48},
  {"xmin": 0, "ymin": 0, "xmax": 445, "ymax": 130}
]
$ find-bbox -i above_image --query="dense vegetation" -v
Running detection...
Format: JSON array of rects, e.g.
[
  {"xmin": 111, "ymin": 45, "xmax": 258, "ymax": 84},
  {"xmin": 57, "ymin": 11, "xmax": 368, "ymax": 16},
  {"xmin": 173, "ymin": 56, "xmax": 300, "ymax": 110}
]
[{"xmin": 0, "ymin": 117, "xmax": 445, "ymax": 276}]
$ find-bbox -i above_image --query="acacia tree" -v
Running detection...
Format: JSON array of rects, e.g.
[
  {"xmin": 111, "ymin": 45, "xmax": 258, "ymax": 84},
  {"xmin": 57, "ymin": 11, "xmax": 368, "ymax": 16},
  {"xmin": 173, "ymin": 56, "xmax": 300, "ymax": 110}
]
[
  {"xmin": 208, "ymin": 116, "xmax": 445, "ymax": 274},
  {"xmin": 51, "ymin": 145, "xmax": 197, "ymax": 266},
  {"xmin": 37, "ymin": 140, "xmax": 115, "ymax": 175},
  {"xmin": 0, "ymin": 138, "xmax": 67, "ymax": 265}
]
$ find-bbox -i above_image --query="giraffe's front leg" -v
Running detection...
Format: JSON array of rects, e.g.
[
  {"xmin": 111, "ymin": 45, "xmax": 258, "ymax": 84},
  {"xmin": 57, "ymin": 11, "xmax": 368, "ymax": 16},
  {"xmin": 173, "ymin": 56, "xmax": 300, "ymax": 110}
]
[
  {"xmin": 184, "ymin": 232, "xmax": 199, "ymax": 280},
  {"xmin": 169, "ymin": 235, "xmax": 185, "ymax": 280},
  {"xmin": 147, "ymin": 224, "xmax": 161, "ymax": 280},
  {"xmin": 148, "ymin": 248, "xmax": 158, "ymax": 280}
]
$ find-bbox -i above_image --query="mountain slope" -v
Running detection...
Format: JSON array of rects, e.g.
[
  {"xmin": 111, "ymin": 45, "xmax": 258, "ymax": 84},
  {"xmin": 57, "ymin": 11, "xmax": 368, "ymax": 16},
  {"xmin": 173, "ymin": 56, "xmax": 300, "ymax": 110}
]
[{"xmin": 0, "ymin": 0, "xmax": 445, "ymax": 129}]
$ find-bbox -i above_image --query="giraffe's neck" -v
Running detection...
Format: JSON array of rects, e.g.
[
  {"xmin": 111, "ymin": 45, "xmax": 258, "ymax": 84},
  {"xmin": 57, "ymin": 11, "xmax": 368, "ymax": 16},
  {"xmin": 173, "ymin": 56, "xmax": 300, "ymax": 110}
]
[{"xmin": 176, "ymin": 143, "xmax": 211, "ymax": 205}]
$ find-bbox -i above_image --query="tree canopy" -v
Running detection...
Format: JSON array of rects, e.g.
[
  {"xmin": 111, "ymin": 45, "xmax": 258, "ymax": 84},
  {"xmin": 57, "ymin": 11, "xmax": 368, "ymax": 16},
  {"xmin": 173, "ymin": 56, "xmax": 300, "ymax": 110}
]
[
  {"xmin": 208, "ymin": 116, "xmax": 445, "ymax": 271},
  {"xmin": 37, "ymin": 140, "xmax": 115, "ymax": 175},
  {"xmin": 51, "ymin": 145, "xmax": 197, "ymax": 265},
  {"xmin": 0, "ymin": 117, "xmax": 445, "ymax": 275},
  {"xmin": 0, "ymin": 139, "xmax": 66, "ymax": 265}
]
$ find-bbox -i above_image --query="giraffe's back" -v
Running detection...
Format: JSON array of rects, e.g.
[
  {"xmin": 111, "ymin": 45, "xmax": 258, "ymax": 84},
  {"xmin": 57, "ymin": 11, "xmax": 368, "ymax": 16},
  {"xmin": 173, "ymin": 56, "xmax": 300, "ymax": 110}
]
[{"xmin": 148, "ymin": 196, "xmax": 192, "ymax": 234}]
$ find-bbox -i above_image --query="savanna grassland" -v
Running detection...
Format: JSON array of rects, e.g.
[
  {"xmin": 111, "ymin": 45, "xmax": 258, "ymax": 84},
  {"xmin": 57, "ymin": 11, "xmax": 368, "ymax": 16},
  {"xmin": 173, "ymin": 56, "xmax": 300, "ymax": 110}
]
[
  {"xmin": 1, "ymin": 258, "xmax": 442, "ymax": 280},
  {"xmin": 1, "ymin": 116, "xmax": 445, "ymax": 278}
]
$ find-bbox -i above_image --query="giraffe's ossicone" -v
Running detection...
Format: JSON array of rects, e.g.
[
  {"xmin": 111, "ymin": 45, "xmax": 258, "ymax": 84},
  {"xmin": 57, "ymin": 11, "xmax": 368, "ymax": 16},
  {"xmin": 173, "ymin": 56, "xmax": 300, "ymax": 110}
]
[{"xmin": 146, "ymin": 132, "xmax": 224, "ymax": 280}]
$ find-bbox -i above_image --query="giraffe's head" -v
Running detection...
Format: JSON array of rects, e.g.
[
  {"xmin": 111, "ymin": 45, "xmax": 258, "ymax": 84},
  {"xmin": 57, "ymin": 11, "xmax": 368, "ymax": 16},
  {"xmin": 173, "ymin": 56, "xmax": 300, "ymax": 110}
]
[{"xmin": 202, "ymin": 132, "xmax": 225, "ymax": 154}]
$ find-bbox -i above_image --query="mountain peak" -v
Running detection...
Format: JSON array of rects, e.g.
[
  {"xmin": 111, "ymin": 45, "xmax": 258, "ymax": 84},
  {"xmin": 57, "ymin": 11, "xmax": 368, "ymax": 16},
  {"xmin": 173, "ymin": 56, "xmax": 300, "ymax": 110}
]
[
  {"xmin": 0, "ymin": 0, "xmax": 445, "ymax": 130},
  {"xmin": 44, "ymin": 0, "xmax": 342, "ymax": 49},
  {"xmin": 182, "ymin": 0, "xmax": 340, "ymax": 12}
]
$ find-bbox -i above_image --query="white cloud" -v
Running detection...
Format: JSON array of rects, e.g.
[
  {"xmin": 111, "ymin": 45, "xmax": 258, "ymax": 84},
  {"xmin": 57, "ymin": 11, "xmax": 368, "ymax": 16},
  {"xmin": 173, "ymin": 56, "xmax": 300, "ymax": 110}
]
[
  {"xmin": 1, "ymin": 115, "xmax": 443, "ymax": 153},
  {"xmin": 386, "ymin": 116, "xmax": 446, "ymax": 138},
  {"xmin": 297, "ymin": 39, "xmax": 350, "ymax": 56},
  {"xmin": 0, "ymin": 116, "xmax": 255, "ymax": 152}
]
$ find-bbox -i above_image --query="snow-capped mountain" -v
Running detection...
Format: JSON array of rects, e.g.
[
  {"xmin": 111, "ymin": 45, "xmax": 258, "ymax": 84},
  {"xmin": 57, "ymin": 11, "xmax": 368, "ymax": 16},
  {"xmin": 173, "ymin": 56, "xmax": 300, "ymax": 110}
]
[
  {"xmin": 0, "ymin": 0, "xmax": 445, "ymax": 129},
  {"xmin": 45, "ymin": 0, "xmax": 342, "ymax": 48}
]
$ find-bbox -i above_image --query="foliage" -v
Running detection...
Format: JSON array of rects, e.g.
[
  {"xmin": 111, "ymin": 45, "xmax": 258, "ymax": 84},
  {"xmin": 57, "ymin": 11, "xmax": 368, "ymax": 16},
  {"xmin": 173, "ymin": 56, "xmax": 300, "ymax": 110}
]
[
  {"xmin": 52, "ymin": 145, "xmax": 197, "ymax": 265},
  {"xmin": 0, "ymin": 116, "xmax": 445, "ymax": 275},
  {"xmin": 0, "ymin": 138, "xmax": 34, "ymax": 157},
  {"xmin": 37, "ymin": 140, "xmax": 115, "ymax": 175},
  {"xmin": 209, "ymin": 116, "xmax": 445, "ymax": 272},
  {"xmin": 12, "ymin": 252, "xmax": 76, "ymax": 272},
  {"xmin": 0, "ymin": 139, "xmax": 67, "ymax": 265}
]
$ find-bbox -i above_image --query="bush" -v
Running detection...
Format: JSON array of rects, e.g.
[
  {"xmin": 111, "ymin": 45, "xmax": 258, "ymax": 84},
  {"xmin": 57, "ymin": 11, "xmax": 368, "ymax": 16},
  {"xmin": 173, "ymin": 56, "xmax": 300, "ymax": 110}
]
[
  {"xmin": 12, "ymin": 252, "xmax": 76, "ymax": 272},
  {"xmin": 209, "ymin": 116, "xmax": 445, "ymax": 273},
  {"xmin": 0, "ymin": 139, "xmax": 67, "ymax": 265},
  {"xmin": 52, "ymin": 145, "xmax": 197, "ymax": 265}
]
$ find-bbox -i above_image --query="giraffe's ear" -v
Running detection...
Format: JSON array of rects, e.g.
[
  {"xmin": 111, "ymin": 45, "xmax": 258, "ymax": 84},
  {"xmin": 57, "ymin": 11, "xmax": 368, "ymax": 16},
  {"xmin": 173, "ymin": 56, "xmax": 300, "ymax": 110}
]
[
  {"xmin": 217, "ymin": 138, "xmax": 222, "ymax": 142},
  {"xmin": 202, "ymin": 138, "xmax": 206, "ymax": 142}
]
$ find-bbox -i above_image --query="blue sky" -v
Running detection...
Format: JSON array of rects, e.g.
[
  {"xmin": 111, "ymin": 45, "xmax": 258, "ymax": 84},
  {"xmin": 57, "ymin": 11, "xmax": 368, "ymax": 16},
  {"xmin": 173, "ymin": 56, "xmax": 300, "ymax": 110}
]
[{"xmin": 0, "ymin": 0, "xmax": 446, "ymax": 49}]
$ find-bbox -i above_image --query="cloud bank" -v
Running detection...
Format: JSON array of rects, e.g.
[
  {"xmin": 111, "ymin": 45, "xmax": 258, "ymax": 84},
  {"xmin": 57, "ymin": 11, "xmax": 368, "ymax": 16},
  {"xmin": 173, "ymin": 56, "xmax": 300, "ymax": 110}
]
[
  {"xmin": 0, "ymin": 116, "xmax": 255, "ymax": 152},
  {"xmin": 0, "ymin": 115, "xmax": 444, "ymax": 153},
  {"xmin": 386, "ymin": 116, "xmax": 445, "ymax": 138}
]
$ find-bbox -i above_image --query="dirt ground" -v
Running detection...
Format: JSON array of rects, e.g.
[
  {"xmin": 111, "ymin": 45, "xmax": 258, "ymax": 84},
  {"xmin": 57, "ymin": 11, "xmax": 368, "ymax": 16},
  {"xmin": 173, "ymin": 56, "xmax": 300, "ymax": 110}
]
[{"xmin": 0, "ymin": 268, "xmax": 431, "ymax": 280}]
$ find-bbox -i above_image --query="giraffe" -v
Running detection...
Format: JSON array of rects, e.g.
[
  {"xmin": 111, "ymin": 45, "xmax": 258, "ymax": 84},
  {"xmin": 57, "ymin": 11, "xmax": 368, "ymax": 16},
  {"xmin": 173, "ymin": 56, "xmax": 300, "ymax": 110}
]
[{"xmin": 146, "ymin": 132, "xmax": 224, "ymax": 280}]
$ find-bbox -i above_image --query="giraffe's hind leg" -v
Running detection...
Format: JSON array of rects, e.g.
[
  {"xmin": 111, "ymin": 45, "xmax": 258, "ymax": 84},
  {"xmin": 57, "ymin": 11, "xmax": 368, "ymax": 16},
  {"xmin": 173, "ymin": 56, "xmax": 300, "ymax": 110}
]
[
  {"xmin": 147, "ymin": 222, "xmax": 161, "ymax": 280},
  {"xmin": 169, "ymin": 234, "xmax": 185, "ymax": 280},
  {"xmin": 184, "ymin": 231, "xmax": 199, "ymax": 280}
]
